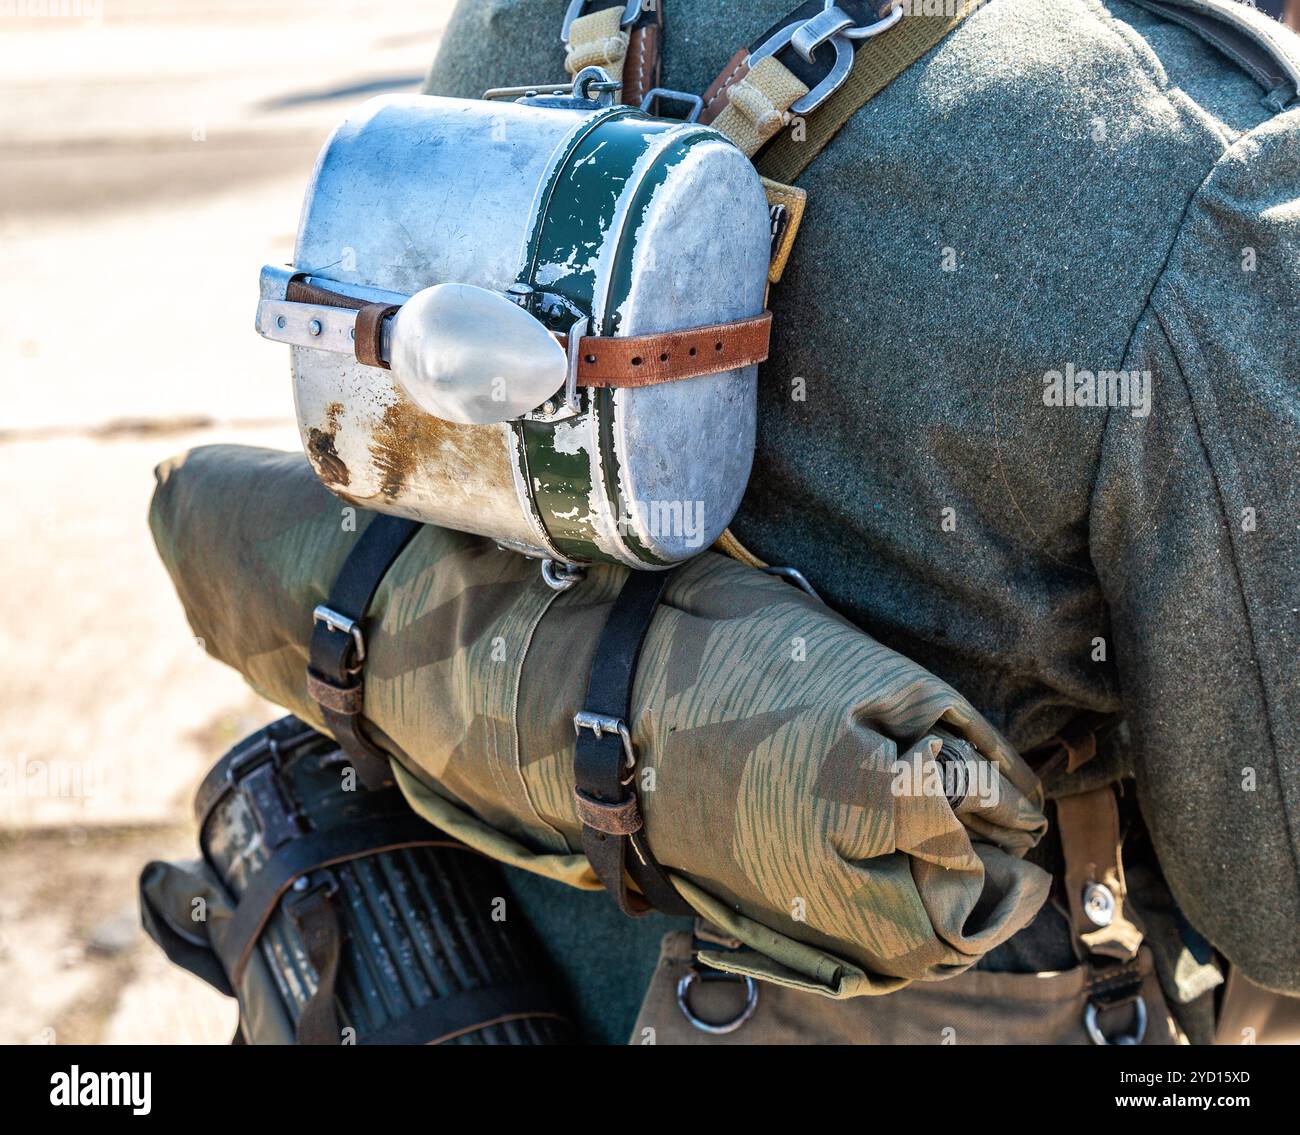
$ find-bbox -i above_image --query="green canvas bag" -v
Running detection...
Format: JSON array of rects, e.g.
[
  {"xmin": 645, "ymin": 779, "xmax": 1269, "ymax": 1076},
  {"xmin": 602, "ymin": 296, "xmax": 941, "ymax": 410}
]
[{"xmin": 151, "ymin": 443, "xmax": 1050, "ymax": 997}]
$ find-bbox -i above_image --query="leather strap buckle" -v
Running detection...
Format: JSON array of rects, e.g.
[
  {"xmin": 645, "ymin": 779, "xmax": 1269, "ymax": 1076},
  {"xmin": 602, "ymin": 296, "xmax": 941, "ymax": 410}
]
[
  {"xmin": 224, "ymin": 733, "xmax": 304, "ymax": 851},
  {"xmin": 313, "ymin": 604, "xmax": 365, "ymax": 674},
  {"xmin": 574, "ymin": 710, "xmax": 636, "ymax": 784}
]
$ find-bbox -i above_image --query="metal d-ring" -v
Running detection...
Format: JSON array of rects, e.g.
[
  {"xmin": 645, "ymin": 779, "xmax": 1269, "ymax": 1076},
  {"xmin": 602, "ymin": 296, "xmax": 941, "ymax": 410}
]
[
  {"xmin": 1085, "ymin": 995, "xmax": 1148, "ymax": 1046},
  {"xmin": 676, "ymin": 968, "xmax": 760, "ymax": 1035},
  {"xmin": 541, "ymin": 559, "xmax": 587, "ymax": 591}
]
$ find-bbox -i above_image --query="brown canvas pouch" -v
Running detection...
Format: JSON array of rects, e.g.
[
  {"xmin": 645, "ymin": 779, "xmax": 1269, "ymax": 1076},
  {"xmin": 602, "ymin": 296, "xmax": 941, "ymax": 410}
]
[{"xmin": 632, "ymin": 926, "xmax": 1184, "ymax": 1045}]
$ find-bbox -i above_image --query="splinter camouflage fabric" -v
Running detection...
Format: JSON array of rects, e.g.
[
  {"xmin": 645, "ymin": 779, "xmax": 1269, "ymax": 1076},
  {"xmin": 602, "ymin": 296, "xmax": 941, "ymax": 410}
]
[{"xmin": 151, "ymin": 445, "xmax": 1050, "ymax": 995}]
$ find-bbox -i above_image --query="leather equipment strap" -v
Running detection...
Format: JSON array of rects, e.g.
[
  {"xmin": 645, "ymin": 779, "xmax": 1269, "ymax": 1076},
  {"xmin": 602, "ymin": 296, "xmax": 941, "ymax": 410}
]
[
  {"xmin": 562, "ymin": 311, "xmax": 772, "ymax": 387},
  {"xmin": 574, "ymin": 569, "xmax": 692, "ymax": 917},
  {"xmin": 285, "ymin": 277, "xmax": 769, "ymax": 389},
  {"xmin": 211, "ymin": 813, "xmax": 464, "ymax": 992},
  {"xmin": 307, "ymin": 513, "xmax": 422, "ymax": 788},
  {"xmin": 355, "ymin": 302, "xmax": 399, "ymax": 370}
]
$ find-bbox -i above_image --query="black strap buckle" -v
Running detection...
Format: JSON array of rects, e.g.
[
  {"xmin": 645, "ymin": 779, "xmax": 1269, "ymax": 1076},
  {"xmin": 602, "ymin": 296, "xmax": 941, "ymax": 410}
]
[
  {"xmin": 225, "ymin": 734, "xmax": 304, "ymax": 852},
  {"xmin": 574, "ymin": 710, "xmax": 637, "ymax": 784},
  {"xmin": 313, "ymin": 603, "xmax": 366, "ymax": 675}
]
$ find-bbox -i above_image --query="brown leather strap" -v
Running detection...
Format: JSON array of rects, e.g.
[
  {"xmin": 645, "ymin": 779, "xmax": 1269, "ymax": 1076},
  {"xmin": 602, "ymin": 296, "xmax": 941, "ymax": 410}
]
[
  {"xmin": 355, "ymin": 302, "xmax": 398, "ymax": 370},
  {"xmin": 699, "ymin": 47, "xmax": 750, "ymax": 126},
  {"xmin": 280, "ymin": 277, "xmax": 771, "ymax": 388},
  {"xmin": 1055, "ymin": 786, "xmax": 1144, "ymax": 963},
  {"xmin": 285, "ymin": 277, "xmax": 368, "ymax": 311},
  {"xmin": 622, "ymin": 3, "xmax": 663, "ymax": 107},
  {"xmin": 574, "ymin": 789, "xmax": 643, "ymax": 836},
  {"xmin": 214, "ymin": 816, "xmax": 468, "ymax": 990},
  {"xmin": 564, "ymin": 311, "xmax": 772, "ymax": 388}
]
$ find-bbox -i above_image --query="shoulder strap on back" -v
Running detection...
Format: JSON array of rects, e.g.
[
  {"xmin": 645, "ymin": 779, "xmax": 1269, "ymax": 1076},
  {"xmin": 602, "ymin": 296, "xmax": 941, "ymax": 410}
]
[{"xmin": 1128, "ymin": 0, "xmax": 1300, "ymax": 111}]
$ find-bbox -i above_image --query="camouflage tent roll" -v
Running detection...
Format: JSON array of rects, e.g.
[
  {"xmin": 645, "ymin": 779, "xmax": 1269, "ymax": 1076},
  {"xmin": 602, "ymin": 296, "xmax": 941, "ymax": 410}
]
[{"xmin": 151, "ymin": 444, "xmax": 1051, "ymax": 996}]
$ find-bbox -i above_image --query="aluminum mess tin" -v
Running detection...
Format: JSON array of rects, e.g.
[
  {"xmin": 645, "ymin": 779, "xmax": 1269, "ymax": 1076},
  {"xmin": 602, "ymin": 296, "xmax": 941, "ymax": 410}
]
[{"xmin": 287, "ymin": 93, "xmax": 771, "ymax": 568}]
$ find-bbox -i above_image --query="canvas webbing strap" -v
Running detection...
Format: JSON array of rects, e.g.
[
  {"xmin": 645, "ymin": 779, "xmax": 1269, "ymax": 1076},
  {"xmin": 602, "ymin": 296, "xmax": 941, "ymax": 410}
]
[
  {"xmin": 700, "ymin": 2, "xmax": 981, "ymax": 181},
  {"xmin": 564, "ymin": 2, "xmax": 664, "ymax": 107},
  {"xmin": 574, "ymin": 568, "xmax": 692, "ymax": 918},
  {"xmin": 306, "ymin": 513, "xmax": 422, "ymax": 789}
]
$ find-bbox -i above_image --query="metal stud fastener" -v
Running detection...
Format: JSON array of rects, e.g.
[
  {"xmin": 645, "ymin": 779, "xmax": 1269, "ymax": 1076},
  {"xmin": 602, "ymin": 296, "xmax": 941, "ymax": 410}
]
[
  {"xmin": 308, "ymin": 319, "xmax": 323, "ymax": 337},
  {"xmin": 1083, "ymin": 882, "xmax": 1116, "ymax": 927}
]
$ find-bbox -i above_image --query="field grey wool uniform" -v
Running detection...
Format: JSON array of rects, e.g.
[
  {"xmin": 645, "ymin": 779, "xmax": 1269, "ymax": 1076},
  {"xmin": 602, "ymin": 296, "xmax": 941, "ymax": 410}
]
[{"xmin": 423, "ymin": 0, "xmax": 1300, "ymax": 1042}]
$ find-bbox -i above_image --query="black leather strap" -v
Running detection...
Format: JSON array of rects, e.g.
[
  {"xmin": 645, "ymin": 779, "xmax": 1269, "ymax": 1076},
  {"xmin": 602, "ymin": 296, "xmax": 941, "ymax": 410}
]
[
  {"xmin": 211, "ymin": 813, "xmax": 465, "ymax": 990},
  {"xmin": 307, "ymin": 514, "xmax": 422, "ymax": 788},
  {"xmin": 360, "ymin": 979, "xmax": 571, "ymax": 1046},
  {"xmin": 282, "ymin": 878, "xmax": 344, "ymax": 1045},
  {"xmin": 574, "ymin": 570, "xmax": 692, "ymax": 917}
]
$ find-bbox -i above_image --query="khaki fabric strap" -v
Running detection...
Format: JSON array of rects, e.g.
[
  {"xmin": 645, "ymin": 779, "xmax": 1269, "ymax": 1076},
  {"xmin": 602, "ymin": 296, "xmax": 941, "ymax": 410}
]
[
  {"xmin": 565, "ymin": 4, "xmax": 663, "ymax": 107},
  {"xmin": 564, "ymin": 312, "xmax": 772, "ymax": 388},
  {"xmin": 713, "ymin": 528, "xmax": 766, "ymax": 569},
  {"xmin": 712, "ymin": 55, "xmax": 810, "ymax": 158},
  {"xmin": 1056, "ymin": 786, "xmax": 1144, "ymax": 963},
  {"xmin": 757, "ymin": 2, "xmax": 981, "ymax": 183},
  {"xmin": 565, "ymin": 7, "xmax": 629, "ymax": 76}
]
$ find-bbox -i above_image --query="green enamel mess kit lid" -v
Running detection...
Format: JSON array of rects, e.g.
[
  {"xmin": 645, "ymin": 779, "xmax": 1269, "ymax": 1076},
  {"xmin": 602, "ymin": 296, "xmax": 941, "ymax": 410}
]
[{"xmin": 277, "ymin": 86, "xmax": 771, "ymax": 569}]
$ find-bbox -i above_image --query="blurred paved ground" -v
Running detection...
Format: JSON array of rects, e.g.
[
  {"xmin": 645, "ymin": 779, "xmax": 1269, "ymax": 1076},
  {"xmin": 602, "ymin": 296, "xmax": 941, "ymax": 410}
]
[{"xmin": 0, "ymin": 0, "xmax": 454, "ymax": 1043}]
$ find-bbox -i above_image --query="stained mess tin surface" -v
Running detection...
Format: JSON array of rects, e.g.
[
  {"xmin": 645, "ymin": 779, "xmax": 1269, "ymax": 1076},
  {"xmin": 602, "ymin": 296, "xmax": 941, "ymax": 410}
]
[{"xmin": 289, "ymin": 94, "xmax": 770, "ymax": 567}]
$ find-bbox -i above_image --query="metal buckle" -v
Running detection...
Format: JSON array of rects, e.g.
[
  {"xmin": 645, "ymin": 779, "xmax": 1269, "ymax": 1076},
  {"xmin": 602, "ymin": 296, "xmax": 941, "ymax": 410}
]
[
  {"xmin": 676, "ymin": 968, "xmax": 760, "ymax": 1035},
  {"xmin": 639, "ymin": 88, "xmax": 704, "ymax": 122},
  {"xmin": 225, "ymin": 734, "xmax": 304, "ymax": 851},
  {"xmin": 574, "ymin": 710, "xmax": 637, "ymax": 780},
  {"xmin": 561, "ymin": 0, "xmax": 642, "ymax": 43},
  {"xmin": 313, "ymin": 604, "xmax": 365, "ymax": 671},
  {"xmin": 748, "ymin": 2, "xmax": 905, "ymax": 115},
  {"xmin": 790, "ymin": 4, "xmax": 856, "ymax": 62}
]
